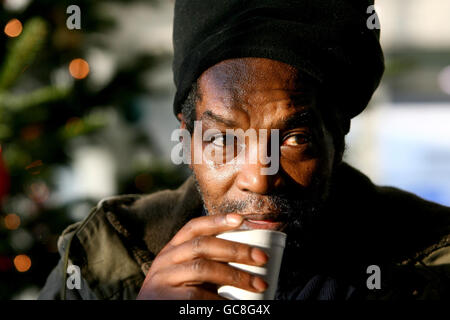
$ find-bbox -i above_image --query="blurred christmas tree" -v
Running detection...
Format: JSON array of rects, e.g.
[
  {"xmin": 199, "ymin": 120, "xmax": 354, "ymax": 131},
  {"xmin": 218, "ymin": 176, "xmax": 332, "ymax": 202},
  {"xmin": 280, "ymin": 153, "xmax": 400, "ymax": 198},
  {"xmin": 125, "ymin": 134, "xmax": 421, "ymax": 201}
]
[{"xmin": 0, "ymin": 0, "xmax": 186, "ymax": 299}]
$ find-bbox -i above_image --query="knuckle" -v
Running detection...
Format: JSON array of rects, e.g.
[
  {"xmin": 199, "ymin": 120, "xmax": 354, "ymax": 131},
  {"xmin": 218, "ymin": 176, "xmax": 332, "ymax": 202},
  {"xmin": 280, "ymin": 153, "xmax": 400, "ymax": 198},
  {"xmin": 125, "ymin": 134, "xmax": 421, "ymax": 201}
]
[
  {"xmin": 230, "ymin": 267, "xmax": 243, "ymax": 284},
  {"xmin": 191, "ymin": 236, "xmax": 206, "ymax": 256},
  {"xmin": 229, "ymin": 241, "xmax": 240, "ymax": 258},
  {"xmin": 191, "ymin": 258, "xmax": 206, "ymax": 273},
  {"xmin": 245, "ymin": 245, "xmax": 253, "ymax": 260},
  {"xmin": 213, "ymin": 213, "xmax": 226, "ymax": 224}
]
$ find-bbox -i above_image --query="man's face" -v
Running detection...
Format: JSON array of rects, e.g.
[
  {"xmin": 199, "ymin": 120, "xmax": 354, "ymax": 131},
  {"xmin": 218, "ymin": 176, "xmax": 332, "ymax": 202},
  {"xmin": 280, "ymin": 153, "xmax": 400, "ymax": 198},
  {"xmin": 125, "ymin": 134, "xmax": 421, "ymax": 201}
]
[{"xmin": 183, "ymin": 57, "xmax": 336, "ymax": 234}]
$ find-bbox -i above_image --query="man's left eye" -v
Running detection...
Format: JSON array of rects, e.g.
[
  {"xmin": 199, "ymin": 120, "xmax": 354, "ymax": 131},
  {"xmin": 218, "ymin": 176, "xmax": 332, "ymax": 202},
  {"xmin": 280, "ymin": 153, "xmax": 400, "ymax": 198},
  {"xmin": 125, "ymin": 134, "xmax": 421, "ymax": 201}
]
[{"xmin": 282, "ymin": 134, "xmax": 310, "ymax": 146}]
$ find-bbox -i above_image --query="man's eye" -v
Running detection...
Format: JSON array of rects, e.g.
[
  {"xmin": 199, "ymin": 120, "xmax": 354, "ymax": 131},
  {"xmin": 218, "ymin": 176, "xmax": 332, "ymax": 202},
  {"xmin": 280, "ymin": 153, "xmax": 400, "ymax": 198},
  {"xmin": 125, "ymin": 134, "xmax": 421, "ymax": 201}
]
[
  {"xmin": 211, "ymin": 135, "xmax": 225, "ymax": 147},
  {"xmin": 211, "ymin": 134, "xmax": 236, "ymax": 147},
  {"xmin": 282, "ymin": 134, "xmax": 310, "ymax": 146}
]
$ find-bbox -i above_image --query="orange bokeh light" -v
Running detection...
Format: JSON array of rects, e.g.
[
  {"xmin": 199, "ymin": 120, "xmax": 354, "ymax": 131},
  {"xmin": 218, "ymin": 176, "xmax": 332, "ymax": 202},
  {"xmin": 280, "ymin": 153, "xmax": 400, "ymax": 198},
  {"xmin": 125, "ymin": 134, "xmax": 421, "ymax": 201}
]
[
  {"xmin": 4, "ymin": 19, "xmax": 23, "ymax": 38},
  {"xmin": 69, "ymin": 58, "xmax": 90, "ymax": 79},
  {"xmin": 4, "ymin": 213, "xmax": 20, "ymax": 230},
  {"xmin": 14, "ymin": 254, "xmax": 31, "ymax": 272}
]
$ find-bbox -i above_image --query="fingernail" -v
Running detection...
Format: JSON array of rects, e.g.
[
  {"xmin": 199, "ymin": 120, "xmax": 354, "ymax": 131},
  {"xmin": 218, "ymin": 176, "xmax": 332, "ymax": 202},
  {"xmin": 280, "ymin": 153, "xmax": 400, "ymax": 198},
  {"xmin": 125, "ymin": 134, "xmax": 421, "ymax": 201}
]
[
  {"xmin": 251, "ymin": 248, "xmax": 268, "ymax": 264},
  {"xmin": 225, "ymin": 214, "xmax": 243, "ymax": 226},
  {"xmin": 252, "ymin": 277, "xmax": 268, "ymax": 292}
]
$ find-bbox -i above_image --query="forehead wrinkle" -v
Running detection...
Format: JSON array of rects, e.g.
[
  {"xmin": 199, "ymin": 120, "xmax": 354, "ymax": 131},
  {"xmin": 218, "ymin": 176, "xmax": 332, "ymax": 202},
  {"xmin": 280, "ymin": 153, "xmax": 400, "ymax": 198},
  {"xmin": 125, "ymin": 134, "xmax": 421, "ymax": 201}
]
[
  {"xmin": 202, "ymin": 62, "xmax": 308, "ymax": 103},
  {"xmin": 246, "ymin": 90, "xmax": 314, "ymax": 112},
  {"xmin": 204, "ymin": 90, "xmax": 315, "ymax": 130},
  {"xmin": 201, "ymin": 84, "xmax": 249, "ymax": 115},
  {"xmin": 199, "ymin": 58, "xmax": 318, "ymax": 128},
  {"xmin": 253, "ymin": 102, "xmax": 313, "ymax": 130},
  {"xmin": 200, "ymin": 110, "xmax": 241, "ymax": 128}
]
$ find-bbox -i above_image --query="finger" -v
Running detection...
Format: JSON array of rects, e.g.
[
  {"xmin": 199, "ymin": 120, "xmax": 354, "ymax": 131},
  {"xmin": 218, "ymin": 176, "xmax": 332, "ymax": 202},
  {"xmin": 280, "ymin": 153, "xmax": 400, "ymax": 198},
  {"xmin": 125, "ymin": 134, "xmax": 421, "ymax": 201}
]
[
  {"xmin": 154, "ymin": 259, "xmax": 268, "ymax": 293},
  {"xmin": 157, "ymin": 236, "xmax": 268, "ymax": 267},
  {"xmin": 166, "ymin": 213, "xmax": 244, "ymax": 248}
]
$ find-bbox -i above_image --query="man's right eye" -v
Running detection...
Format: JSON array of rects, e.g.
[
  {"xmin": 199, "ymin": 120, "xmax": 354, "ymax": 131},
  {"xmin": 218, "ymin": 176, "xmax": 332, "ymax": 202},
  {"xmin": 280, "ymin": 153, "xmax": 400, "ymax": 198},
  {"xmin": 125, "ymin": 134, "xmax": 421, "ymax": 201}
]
[
  {"xmin": 282, "ymin": 133, "xmax": 310, "ymax": 147},
  {"xmin": 211, "ymin": 134, "xmax": 236, "ymax": 147}
]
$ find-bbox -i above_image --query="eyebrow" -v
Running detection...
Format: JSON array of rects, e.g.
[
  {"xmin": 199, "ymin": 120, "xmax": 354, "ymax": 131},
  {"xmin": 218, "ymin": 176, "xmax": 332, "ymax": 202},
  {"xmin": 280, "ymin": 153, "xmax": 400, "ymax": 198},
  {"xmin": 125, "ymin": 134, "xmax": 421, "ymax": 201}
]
[
  {"xmin": 276, "ymin": 110, "xmax": 313, "ymax": 130},
  {"xmin": 200, "ymin": 110, "xmax": 239, "ymax": 127},
  {"xmin": 200, "ymin": 109, "xmax": 313, "ymax": 130}
]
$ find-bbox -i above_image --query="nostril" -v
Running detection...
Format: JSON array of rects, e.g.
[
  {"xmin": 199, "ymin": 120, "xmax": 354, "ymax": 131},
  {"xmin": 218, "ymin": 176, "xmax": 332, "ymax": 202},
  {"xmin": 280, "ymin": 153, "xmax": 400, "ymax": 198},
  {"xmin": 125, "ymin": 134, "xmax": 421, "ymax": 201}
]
[
  {"xmin": 235, "ymin": 166, "xmax": 280, "ymax": 195},
  {"xmin": 236, "ymin": 176, "xmax": 270, "ymax": 194}
]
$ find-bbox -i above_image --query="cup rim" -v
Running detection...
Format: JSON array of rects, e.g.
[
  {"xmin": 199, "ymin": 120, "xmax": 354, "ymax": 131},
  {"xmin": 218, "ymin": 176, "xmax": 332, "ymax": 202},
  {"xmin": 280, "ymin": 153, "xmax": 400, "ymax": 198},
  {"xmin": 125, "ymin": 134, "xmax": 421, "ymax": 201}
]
[{"xmin": 216, "ymin": 229, "xmax": 287, "ymax": 248}]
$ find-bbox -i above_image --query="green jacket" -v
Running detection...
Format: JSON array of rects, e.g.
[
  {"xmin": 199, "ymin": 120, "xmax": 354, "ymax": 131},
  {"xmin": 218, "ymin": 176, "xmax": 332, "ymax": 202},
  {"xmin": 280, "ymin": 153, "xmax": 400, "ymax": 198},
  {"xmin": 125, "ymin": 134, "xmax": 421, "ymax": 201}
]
[{"xmin": 38, "ymin": 163, "xmax": 450, "ymax": 300}]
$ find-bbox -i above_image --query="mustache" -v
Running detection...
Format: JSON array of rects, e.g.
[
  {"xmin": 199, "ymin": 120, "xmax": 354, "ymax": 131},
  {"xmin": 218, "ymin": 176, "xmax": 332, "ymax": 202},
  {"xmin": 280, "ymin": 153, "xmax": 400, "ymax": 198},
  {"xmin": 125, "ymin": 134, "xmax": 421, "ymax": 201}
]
[{"xmin": 212, "ymin": 192, "xmax": 315, "ymax": 217}]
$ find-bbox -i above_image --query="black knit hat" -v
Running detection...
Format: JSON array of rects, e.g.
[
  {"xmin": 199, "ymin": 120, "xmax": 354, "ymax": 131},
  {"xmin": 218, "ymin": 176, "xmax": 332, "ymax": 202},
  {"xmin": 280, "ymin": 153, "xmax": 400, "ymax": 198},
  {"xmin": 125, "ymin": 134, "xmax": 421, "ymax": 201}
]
[{"xmin": 172, "ymin": 0, "xmax": 384, "ymax": 121}]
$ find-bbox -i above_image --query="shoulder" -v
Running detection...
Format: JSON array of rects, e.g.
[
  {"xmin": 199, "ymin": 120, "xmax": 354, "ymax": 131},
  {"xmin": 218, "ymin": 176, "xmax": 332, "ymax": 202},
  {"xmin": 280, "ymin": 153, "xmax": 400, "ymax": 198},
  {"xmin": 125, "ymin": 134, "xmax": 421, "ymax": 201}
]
[
  {"xmin": 374, "ymin": 184, "xmax": 450, "ymax": 261},
  {"xmin": 50, "ymin": 196, "xmax": 144, "ymax": 300},
  {"xmin": 339, "ymin": 164, "xmax": 450, "ymax": 299},
  {"xmin": 337, "ymin": 162, "xmax": 450, "ymax": 259},
  {"xmin": 377, "ymin": 185, "xmax": 450, "ymax": 297}
]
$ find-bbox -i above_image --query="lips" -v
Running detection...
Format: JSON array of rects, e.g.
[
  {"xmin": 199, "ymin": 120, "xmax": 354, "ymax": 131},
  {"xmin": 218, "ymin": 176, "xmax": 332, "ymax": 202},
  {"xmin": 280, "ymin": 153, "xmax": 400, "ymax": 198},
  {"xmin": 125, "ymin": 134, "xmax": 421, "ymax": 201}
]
[{"xmin": 241, "ymin": 213, "xmax": 285, "ymax": 230}]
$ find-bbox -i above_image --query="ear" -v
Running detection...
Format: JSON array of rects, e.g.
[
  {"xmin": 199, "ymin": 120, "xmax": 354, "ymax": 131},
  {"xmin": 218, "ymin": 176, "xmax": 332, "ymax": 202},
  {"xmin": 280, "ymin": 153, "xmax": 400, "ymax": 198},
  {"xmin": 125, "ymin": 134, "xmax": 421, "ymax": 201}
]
[
  {"xmin": 178, "ymin": 113, "xmax": 187, "ymax": 132},
  {"xmin": 177, "ymin": 112, "xmax": 187, "ymax": 129},
  {"xmin": 177, "ymin": 113, "xmax": 192, "ymax": 169}
]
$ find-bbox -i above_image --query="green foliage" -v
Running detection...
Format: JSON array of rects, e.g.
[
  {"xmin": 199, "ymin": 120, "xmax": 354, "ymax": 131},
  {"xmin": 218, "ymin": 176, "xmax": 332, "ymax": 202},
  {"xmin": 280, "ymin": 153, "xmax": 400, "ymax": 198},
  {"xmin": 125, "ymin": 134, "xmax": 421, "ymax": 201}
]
[
  {"xmin": 0, "ymin": 0, "xmax": 187, "ymax": 299},
  {"xmin": 0, "ymin": 18, "xmax": 48, "ymax": 91}
]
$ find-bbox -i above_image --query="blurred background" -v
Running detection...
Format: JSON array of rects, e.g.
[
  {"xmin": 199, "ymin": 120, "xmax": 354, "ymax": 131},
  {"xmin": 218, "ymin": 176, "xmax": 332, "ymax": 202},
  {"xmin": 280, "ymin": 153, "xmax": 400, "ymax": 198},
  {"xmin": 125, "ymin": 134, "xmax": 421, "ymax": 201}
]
[{"xmin": 0, "ymin": 0, "xmax": 449, "ymax": 299}]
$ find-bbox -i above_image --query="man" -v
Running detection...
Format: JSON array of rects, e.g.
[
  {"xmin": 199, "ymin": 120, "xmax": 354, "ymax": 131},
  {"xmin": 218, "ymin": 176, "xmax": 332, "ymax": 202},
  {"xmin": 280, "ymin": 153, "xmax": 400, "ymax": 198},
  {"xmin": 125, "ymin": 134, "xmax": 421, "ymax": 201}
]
[{"xmin": 39, "ymin": 0, "xmax": 450, "ymax": 300}]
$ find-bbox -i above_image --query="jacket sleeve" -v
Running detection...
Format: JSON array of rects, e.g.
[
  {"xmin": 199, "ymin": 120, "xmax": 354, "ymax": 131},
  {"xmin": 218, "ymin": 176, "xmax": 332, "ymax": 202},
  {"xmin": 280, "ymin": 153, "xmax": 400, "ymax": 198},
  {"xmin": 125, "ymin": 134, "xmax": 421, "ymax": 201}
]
[
  {"xmin": 37, "ymin": 258, "xmax": 89, "ymax": 300},
  {"xmin": 37, "ymin": 224, "xmax": 98, "ymax": 300}
]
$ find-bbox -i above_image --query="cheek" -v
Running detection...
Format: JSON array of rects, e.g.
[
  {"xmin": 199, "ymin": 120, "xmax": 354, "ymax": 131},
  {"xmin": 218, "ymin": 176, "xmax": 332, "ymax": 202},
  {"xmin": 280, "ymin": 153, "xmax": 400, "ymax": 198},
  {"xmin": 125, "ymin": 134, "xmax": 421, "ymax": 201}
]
[
  {"xmin": 191, "ymin": 161, "xmax": 237, "ymax": 205},
  {"xmin": 280, "ymin": 136, "xmax": 335, "ymax": 187},
  {"xmin": 280, "ymin": 158, "xmax": 321, "ymax": 187},
  {"xmin": 190, "ymin": 136, "xmax": 240, "ymax": 192}
]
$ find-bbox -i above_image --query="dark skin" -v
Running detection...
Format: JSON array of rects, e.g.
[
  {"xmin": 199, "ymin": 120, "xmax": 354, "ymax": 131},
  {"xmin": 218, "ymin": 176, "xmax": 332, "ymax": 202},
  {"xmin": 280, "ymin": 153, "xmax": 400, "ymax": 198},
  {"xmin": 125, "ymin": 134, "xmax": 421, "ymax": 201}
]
[{"xmin": 137, "ymin": 57, "xmax": 336, "ymax": 300}]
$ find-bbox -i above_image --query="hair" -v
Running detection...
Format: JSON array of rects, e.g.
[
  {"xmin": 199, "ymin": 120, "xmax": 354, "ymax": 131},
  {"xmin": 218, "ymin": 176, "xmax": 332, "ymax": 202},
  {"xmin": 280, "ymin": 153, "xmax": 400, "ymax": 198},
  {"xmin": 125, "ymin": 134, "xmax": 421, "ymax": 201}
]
[
  {"xmin": 180, "ymin": 80, "xmax": 200, "ymax": 134},
  {"xmin": 180, "ymin": 79, "xmax": 348, "ymax": 164}
]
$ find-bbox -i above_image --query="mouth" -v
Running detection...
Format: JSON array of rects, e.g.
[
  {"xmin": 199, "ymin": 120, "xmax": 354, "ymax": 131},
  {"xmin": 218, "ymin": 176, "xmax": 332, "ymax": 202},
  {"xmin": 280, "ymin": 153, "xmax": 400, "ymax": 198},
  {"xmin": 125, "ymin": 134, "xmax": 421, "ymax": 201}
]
[{"xmin": 241, "ymin": 213, "xmax": 285, "ymax": 230}]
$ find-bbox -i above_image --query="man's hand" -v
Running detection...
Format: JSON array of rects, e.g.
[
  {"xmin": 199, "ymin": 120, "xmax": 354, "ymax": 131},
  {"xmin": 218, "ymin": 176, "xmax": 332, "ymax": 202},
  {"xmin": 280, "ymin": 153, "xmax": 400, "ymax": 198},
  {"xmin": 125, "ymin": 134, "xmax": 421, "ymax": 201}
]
[{"xmin": 137, "ymin": 213, "xmax": 269, "ymax": 299}]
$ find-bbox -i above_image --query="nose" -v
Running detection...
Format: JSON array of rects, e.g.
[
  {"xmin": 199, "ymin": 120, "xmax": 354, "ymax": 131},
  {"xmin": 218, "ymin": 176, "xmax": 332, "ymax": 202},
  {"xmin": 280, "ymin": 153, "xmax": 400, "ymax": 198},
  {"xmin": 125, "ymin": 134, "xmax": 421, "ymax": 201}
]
[
  {"xmin": 235, "ymin": 164, "xmax": 274, "ymax": 194},
  {"xmin": 235, "ymin": 144, "xmax": 282, "ymax": 194}
]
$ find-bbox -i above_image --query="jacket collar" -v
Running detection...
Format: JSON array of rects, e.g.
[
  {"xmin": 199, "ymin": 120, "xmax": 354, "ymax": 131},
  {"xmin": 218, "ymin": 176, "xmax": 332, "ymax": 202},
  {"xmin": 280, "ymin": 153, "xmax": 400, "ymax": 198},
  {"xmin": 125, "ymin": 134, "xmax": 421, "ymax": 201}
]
[{"xmin": 102, "ymin": 174, "xmax": 203, "ymax": 256}]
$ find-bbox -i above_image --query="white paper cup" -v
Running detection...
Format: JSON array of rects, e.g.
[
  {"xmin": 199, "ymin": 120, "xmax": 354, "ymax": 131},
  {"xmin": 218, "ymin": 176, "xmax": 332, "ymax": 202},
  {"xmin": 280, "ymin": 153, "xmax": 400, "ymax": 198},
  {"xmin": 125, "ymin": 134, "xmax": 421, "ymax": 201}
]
[{"xmin": 216, "ymin": 229, "xmax": 286, "ymax": 300}]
